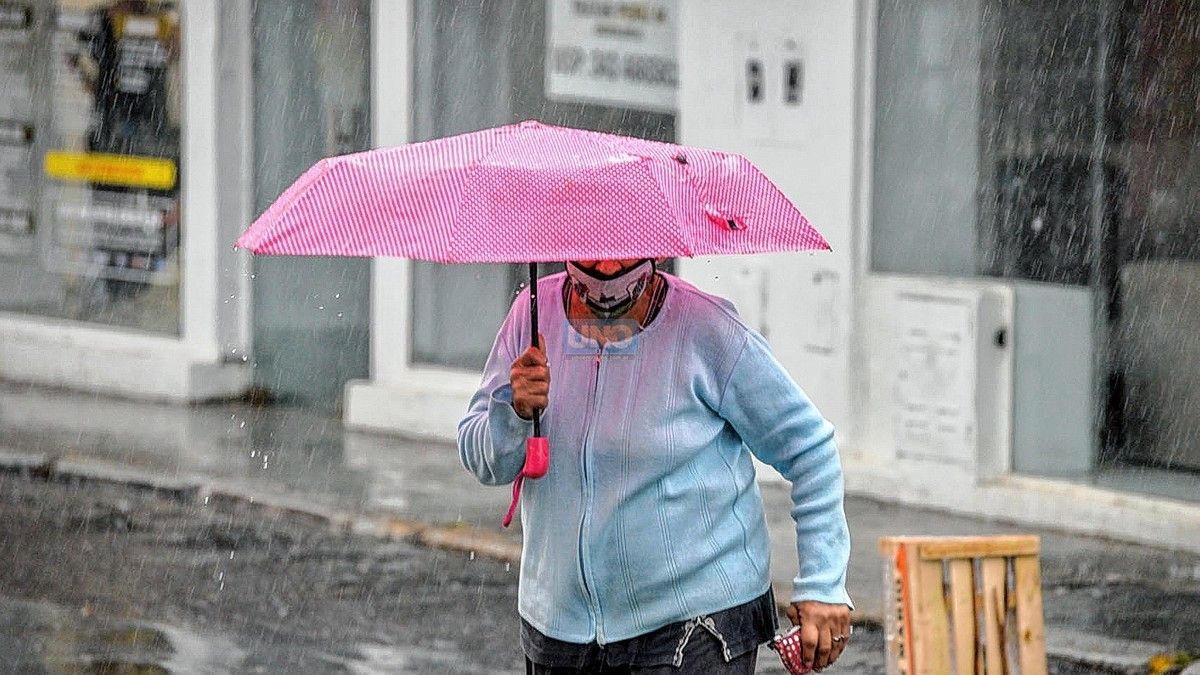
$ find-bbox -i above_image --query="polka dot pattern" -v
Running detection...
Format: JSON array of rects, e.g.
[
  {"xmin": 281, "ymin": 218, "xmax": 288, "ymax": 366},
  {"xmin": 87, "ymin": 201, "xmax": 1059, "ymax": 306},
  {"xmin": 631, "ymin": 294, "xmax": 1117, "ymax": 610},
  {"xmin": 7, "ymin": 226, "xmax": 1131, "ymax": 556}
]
[
  {"xmin": 769, "ymin": 626, "xmax": 814, "ymax": 674},
  {"xmin": 237, "ymin": 120, "xmax": 829, "ymax": 262}
]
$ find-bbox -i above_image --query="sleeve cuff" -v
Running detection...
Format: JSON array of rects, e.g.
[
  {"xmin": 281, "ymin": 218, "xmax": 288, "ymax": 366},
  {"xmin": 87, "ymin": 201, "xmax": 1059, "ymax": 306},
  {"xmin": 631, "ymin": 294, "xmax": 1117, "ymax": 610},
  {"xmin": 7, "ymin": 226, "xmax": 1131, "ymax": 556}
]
[
  {"xmin": 790, "ymin": 582, "xmax": 855, "ymax": 611},
  {"xmin": 488, "ymin": 384, "xmax": 534, "ymax": 457}
]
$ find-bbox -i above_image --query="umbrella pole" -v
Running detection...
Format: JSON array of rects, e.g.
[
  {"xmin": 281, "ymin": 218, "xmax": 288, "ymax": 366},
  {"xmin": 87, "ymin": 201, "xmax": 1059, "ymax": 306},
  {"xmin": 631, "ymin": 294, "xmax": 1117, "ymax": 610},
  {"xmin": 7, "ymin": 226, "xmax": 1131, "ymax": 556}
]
[
  {"xmin": 528, "ymin": 262, "xmax": 541, "ymax": 438},
  {"xmin": 504, "ymin": 263, "xmax": 548, "ymax": 527}
]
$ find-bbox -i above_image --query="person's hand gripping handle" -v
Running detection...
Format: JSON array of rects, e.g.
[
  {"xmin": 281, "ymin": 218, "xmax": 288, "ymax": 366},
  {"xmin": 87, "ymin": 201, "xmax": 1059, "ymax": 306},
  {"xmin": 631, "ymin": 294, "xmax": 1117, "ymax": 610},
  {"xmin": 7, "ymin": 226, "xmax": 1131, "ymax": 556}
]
[{"xmin": 511, "ymin": 332, "xmax": 549, "ymax": 478}]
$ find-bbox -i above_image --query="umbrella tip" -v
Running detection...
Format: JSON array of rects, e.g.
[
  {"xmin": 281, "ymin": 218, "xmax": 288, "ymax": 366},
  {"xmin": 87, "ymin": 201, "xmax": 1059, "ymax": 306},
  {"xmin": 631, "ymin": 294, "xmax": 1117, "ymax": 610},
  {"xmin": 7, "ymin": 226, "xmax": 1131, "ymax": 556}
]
[{"xmin": 518, "ymin": 120, "xmax": 544, "ymax": 129}]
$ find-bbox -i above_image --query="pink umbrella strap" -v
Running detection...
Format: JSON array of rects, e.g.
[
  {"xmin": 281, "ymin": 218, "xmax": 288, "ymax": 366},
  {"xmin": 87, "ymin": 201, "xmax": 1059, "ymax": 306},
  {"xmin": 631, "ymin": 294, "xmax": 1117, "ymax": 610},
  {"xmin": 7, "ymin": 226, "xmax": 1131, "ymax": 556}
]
[
  {"xmin": 503, "ymin": 436, "xmax": 549, "ymax": 527},
  {"xmin": 502, "ymin": 474, "xmax": 524, "ymax": 528}
]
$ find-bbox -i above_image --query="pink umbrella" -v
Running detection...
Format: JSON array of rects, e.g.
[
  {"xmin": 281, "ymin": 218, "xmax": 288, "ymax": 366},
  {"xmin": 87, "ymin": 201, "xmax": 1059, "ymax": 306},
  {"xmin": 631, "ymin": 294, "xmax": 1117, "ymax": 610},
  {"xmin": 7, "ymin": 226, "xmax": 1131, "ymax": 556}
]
[
  {"xmin": 238, "ymin": 120, "xmax": 829, "ymax": 521},
  {"xmin": 238, "ymin": 119, "xmax": 828, "ymax": 261}
]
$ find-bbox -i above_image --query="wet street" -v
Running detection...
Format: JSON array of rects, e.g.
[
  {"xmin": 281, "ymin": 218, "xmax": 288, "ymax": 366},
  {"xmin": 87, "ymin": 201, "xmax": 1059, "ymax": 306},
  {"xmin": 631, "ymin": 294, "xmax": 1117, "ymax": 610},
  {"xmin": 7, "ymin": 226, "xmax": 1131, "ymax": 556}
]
[
  {"xmin": 0, "ymin": 473, "xmax": 524, "ymax": 673},
  {"xmin": 0, "ymin": 472, "xmax": 888, "ymax": 673}
]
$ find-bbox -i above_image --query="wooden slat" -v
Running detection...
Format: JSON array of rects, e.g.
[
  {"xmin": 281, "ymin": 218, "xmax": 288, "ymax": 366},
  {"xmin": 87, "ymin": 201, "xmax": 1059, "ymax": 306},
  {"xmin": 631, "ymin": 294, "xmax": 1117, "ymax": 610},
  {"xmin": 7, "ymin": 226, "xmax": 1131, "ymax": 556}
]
[
  {"xmin": 948, "ymin": 559, "xmax": 977, "ymax": 675},
  {"xmin": 916, "ymin": 536, "xmax": 1039, "ymax": 561},
  {"xmin": 910, "ymin": 552, "xmax": 952, "ymax": 674},
  {"xmin": 884, "ymin": 544, "xmax": 910, "ymax": 675},
  {"xmin": 981, "ymin": 558, "xmax": 1007, "ymax": 674},
  {"xmin": 1013, "ymin": 555, "xmax": 1048, "ymax": 675},
  {"xmin": 880, "ymin": 536, "xmax": 1047, "ymax": 675}
]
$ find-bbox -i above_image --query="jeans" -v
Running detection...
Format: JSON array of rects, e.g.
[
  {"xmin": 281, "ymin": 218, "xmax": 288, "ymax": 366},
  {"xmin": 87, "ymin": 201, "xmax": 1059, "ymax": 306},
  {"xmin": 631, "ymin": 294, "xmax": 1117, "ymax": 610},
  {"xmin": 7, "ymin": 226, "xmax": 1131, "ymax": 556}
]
[
  {"xmin": 522, "ymin": 591, "xmax": 775, "ymax": 673},
  {"xmin": 525, "ymin": 631, "xmax": 758, "ymax": 673}
]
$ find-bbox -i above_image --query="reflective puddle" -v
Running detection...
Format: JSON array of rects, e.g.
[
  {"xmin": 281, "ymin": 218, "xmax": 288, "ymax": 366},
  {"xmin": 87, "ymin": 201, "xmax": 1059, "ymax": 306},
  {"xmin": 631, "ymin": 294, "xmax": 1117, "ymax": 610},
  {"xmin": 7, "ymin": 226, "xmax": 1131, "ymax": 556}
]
[
  {"xmin": 0, "ymin": 596, "xmax": 243, "ymax": 673},
  {"xmin": 0, "ymin": 596, "xmax": 496, "ymax": 674}
]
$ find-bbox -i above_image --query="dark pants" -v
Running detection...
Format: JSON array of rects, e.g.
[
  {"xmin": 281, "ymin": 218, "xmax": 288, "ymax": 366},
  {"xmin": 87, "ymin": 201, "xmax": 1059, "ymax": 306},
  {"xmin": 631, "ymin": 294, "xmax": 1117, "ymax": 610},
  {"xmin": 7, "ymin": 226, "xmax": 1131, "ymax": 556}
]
[{"xmin": 525, "ymin": 630, "xmax": 759, "ymax": 674}]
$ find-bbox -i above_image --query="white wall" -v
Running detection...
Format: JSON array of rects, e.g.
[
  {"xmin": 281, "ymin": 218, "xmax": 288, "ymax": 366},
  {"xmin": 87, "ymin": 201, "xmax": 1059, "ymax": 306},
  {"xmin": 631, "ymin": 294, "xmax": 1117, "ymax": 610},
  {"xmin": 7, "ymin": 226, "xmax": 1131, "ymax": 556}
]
[{"xmin": 676, "ymin": 0, "xmax": 862, "ymax": 443}]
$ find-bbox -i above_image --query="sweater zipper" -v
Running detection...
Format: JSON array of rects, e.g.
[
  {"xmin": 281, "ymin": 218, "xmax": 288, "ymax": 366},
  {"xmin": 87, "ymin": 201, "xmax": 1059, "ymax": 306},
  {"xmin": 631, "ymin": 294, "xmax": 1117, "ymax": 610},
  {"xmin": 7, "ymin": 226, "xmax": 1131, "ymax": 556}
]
[{"xmin": 577, "ymin": 346, "xmax": 605, "ymax": 643}]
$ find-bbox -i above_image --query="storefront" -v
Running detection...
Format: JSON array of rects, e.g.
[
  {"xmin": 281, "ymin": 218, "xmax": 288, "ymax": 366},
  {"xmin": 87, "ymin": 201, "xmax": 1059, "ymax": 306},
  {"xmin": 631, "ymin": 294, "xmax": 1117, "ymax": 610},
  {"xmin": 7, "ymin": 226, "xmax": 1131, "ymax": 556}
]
[
  {"xmin": 347, "ymin": 0, "xmax": 1200, "ymax": 551},
  {"xmin": 862, "ymin": 0, "xmax": 1200, "ymax": 524},
  {"xmin": 0, "ymin": 0, "xmax": 372, "ymax": 408},
  {"xmin": 0, "ymin": 0, "xmax": 250, "ymax": 400},
  {"xmin": 1, "ymin": 0, "xmax": 1193, "ymax": 548}
]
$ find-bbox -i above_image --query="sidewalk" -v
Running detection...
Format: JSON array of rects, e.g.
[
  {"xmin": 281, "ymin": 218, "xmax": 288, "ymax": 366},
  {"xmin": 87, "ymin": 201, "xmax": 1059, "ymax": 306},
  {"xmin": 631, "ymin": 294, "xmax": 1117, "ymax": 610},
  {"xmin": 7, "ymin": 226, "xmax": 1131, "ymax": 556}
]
[{"xmin": 1, "ymin": 381, "xmax": 1198, "ymax": 672}]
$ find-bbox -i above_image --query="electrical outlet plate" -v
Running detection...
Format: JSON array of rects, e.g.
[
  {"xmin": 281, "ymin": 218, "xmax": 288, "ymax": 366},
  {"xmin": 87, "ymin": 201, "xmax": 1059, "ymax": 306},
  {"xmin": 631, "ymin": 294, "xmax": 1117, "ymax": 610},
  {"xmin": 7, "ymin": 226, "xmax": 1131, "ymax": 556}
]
[{"xmin": 736, "ymin": 32, "xmax": 808, "ymax": 145}]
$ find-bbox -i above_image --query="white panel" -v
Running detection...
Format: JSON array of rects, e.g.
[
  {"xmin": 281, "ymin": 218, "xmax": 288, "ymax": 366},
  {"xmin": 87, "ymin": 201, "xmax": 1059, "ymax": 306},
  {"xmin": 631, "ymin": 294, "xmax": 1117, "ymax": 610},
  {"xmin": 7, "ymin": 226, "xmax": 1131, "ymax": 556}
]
[
  {"xmin": 863, "ymin": 275, "xmax": 1012, "ymax": 477},
  {"xmin": 678, "ymin": 0, "xmax": 860, "ymax": 437},
  {"xmin": 892, "ymin": 292, "xmax": 977, "ymax": 466},
  {"xmin": 1012, "ymin": 282, "xmax": 1095, "ymax": 477}
]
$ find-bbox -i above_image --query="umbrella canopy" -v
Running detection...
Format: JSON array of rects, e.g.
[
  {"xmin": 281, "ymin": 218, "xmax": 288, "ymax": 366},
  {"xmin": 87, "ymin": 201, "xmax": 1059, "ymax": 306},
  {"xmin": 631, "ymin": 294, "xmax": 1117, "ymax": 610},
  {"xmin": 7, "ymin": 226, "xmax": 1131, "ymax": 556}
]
[{"xmin": 237, "ymin": 120, "xmax": 829, "ymax": 261}]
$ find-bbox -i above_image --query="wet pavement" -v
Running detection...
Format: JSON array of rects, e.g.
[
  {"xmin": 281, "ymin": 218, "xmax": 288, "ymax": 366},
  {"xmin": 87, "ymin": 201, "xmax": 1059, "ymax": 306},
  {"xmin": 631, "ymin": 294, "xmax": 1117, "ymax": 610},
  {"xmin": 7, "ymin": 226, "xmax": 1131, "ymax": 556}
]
[
  {"xmin": 0, "ymin": 381, "xmax": 1198, "ymax": 672},
  {"xmin": 0, "ymin": 473, "xmax": 887, "ymax": 673},
  {"xmin": 0, "ymin": 474, "xmax": 525, "ymax": 673}
]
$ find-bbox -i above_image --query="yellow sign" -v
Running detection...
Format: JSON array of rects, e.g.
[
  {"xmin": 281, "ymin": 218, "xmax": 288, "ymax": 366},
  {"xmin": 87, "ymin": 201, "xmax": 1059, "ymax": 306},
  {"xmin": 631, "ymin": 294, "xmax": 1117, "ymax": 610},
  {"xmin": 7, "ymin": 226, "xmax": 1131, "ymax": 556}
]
[{"xmin": 44, "ymin": 151, "xmax": 177, "ymax": 190}]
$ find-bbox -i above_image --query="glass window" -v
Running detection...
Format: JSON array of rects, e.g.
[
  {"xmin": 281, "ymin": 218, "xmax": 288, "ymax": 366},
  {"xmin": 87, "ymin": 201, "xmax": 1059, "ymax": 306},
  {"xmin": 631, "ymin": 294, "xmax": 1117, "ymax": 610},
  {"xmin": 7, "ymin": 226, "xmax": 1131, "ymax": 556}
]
[
  {"xmin": 0, "ymin": 0, "xmax": 182, "ymax": 334},
  {"xmin": 871, "ymin": 0, "xmax": 983, "ymax": 277},
  {"xmin": 872, "ymin": 0, "xmax": 1106, "ymax": 285},
  {"xmin": 1108, "ymin": 0, "xmax": 1200, "ymax": 482},
  {"xmin": 874, "ymin": 0, "xmax": 1200, "ymax": 496},
  {"xmin": 410, "ymin": 0, "xmax": 674, "ymax": 370}
]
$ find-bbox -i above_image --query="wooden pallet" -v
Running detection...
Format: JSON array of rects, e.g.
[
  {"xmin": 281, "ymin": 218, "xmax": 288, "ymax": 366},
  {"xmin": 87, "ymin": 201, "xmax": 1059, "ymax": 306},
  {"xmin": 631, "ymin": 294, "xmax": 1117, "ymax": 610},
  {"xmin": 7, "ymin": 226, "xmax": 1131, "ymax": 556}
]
[{"xmin": 878, "ymin": 535, "xmax": 1047, "ymax": 675}]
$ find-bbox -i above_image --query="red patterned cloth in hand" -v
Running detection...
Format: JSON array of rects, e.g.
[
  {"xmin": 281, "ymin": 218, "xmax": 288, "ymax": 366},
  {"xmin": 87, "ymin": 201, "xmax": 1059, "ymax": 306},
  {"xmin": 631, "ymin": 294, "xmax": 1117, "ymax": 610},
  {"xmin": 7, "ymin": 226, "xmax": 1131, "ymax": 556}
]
[{"xmin": 768, "ymin": 626, "xmax": 813, "ymax": 674}]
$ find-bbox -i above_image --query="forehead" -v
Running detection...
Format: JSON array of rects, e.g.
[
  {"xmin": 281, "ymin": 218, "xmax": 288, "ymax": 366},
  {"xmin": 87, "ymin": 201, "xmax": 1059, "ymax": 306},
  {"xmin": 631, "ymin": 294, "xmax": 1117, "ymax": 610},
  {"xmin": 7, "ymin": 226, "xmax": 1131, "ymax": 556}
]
[{"xmin": 573, "ymin": 259, "xmax": 642, "ymax": 268}]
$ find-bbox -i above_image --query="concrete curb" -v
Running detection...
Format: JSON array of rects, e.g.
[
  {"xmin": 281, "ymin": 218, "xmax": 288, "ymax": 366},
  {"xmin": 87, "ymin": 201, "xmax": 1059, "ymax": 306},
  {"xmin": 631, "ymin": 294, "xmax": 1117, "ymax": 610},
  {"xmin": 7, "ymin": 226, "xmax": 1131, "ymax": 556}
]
[
  {"xmin": 0, "ymin": 450, "xmax": 1172, "ymax": 670},
  {"xmin": 1046, "ymin": 628, "xmax": 1169, "ymax": 674}
]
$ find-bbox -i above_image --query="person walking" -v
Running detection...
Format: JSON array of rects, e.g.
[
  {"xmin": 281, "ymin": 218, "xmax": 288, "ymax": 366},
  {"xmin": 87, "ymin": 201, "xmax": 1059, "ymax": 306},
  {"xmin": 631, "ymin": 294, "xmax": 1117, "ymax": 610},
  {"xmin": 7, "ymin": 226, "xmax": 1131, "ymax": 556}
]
[{"xmin": 459, "ymin": 258, "xmax": 852, "ymax": 673}]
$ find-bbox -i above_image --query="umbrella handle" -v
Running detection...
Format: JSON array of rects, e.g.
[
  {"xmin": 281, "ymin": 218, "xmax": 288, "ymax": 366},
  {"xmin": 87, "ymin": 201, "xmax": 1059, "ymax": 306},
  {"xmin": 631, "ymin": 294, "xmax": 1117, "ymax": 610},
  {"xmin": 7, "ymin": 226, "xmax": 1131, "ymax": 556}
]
[
  {"xmin": 529, "ymin": 262, "xmax": 542, "ymax": 438},
  {"xmin": 525, "ymin": 261, "xmax": 550, "ymax": 477},
  {"xmin": 504, "ymin": 264, "xmax": 550, "ymax": 528},
  {"xmin": 505, "ymin": 437, "xmax": 549, "ymax": 527},
  {"xmin": 524, "ymin": 436, "xmax": 549, "ymax": 478}
]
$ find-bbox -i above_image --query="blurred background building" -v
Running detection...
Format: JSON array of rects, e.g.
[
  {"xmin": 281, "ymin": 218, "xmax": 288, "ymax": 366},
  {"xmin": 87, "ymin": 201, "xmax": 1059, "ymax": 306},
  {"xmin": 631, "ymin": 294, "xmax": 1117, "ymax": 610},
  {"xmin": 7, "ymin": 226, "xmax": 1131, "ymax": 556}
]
[{"xmin": 0, "ymin": 0, "xmax": 1197, "ymax": 549}]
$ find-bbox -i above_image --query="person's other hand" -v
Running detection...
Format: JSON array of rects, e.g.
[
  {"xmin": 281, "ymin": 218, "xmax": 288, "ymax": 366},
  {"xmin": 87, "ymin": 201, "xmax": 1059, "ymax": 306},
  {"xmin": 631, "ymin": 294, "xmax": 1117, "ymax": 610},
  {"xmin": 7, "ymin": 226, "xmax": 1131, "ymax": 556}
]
[
  {"xmin": 510, "ymin": 334, "xmax": 548, "ymax": 420},
  {"xmin": 786, "ymin": 601, "xmax": 852, "ymax": 671}
]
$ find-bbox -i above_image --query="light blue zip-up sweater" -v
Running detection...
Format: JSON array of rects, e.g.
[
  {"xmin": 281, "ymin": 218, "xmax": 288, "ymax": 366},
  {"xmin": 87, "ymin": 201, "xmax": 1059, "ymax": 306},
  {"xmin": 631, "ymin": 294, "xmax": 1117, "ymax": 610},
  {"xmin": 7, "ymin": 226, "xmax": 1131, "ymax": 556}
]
[{"xmin": 458, "ymin": 272, "xmax": 851, "ymax": 645}]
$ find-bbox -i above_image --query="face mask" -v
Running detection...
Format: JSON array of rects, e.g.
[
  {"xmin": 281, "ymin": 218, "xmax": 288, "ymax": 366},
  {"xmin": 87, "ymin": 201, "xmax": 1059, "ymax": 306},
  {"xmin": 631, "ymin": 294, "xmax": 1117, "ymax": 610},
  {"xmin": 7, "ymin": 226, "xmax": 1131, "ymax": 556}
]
[{"xmin": 566, "ymin": 260, "xmax": 655, "ymax": 318}]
